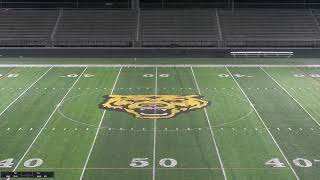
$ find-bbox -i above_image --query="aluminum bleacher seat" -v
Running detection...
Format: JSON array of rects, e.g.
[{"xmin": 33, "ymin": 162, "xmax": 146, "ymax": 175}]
[
  {"xmin": 140, "ymin": 9, "xmax": 220, "ymax": 47},
  {"xmin": 219, "ymin": 9, "xmax": 320, "ymax": 47},
  {"xmin": 54, "ymin": 10, "xmax": 136, "ymax": 47},
  {"xmin": 0, "ymin": 9, "xmax": 58, "ymax": 46}
]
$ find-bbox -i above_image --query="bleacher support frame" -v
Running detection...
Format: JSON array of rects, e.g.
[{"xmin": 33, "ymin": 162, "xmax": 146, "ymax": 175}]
[
  {"xmin": 50, "ymin": 9, "xmax": 63, "ymax": 43},
  {"xmin": 215, "ymin": 8, "xmax": 223, "ymax": 42}
]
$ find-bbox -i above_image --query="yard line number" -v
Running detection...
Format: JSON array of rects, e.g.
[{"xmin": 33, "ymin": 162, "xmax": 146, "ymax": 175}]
[
  {"xmin": 0, "ymin": 74, "xmax": 19, "ymax": 78},
  {"xmin": 143, "ymin": 74, "xmax": 170, "ymax": 78},
  {"xmin": 130, "ymin": 158, "xmax": 177, "ymax": 168},
  {"xmin": 293, "ymin": 74, "xmax": 320, "ymax": 78},
  {"xmin": 218, "ymin": 74, "xmax": 253, "ymax": 78},
  {"xmin": 266, "ymin": 158, "xmax": 314, "ymax": 168},
  {"xmin": 59, "ymin": 74, "xmax": 94, "ymax": 78},
  {"xmin": 0, "ymin": 158, "xmax": 43, "ymax": 168}
]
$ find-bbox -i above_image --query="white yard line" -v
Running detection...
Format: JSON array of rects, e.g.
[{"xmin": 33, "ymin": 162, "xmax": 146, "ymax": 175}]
[
  {"xmin": 190, "ymin": 67, "xmax": 227, "ymax": 180},
  {"xmin": 17, "ymin": 167, "xmax": 291, "ymax": 170},
  {"xmin": 9, "ymin": 67, "xmax": 87, "ymax": 177},
  {"xmin": 0, "ymin": 67, "xmax": 52, "ymax": 118},
  {"xmin": 226, "ymin": 67, "xmax": 300, "ymax": 180},
  {"xmin": 260, "ymin": 67, "xmax": 320, "ymax": 127},
  {"xmin": 0, "ymin": 64, "xmax": 320, "ymax": 68},
  {"xmin": 152, "ymin": 67, "xmax": 158, "ymax": 180},
  {"xmin": 79, "ymin": 67, "xmax": 122, "ymax": 180}
]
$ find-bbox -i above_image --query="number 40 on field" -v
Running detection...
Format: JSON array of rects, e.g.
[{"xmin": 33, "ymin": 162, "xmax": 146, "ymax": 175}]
[{"xmin": 266, "ymin": 158, "xmax": 314, "ymax": 168}]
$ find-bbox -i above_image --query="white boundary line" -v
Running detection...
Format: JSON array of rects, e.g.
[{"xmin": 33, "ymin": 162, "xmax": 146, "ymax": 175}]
[
  {"xmin": 9, "ymin": 67, "xmax": 88, "ymax": 177},
  {"xmin": 190, "ymin": 66, "xmax": 227, "ymax": 180},
  {"xmin": 79, "ymin": 67, "xmax": 122, "ymax": 180},
  {"xmin": 152, "ymin": 67, "xmax": 158, "ymax": 180},
  {"xmin": 15, "ymin": 167, "xmax": 291, "ymax": 170},
  {"xmin": 260, "ymin": 67, "xmax": 320, "ymax": 127},
  {"xmin": 0, "ymin": 64, "xmax": 320, "ymax": 68},
  {"xmin": 226, "ymin": 67, "xmax": 300, "ymax": 180},
  {"xmin": 0, "ymin": 67, "xmax": 52, "ymax": 118}
]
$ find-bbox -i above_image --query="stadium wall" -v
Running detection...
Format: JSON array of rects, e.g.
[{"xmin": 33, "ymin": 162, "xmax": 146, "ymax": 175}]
[{"xmin": 1, "ymin": 48, "xmax": 320, "ymax": 58}]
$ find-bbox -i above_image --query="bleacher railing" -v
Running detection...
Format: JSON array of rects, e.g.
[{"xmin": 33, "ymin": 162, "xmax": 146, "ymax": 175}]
[
  {"xmin": 52, "ymin": 40, "xmax": 133, "ymax": 47},
  {"xmin": 0, "ymin": 39, "xmax": 49, "ymax": 47},
  {"xmin": 1, "ymin": 40, "xmax": 320, "ymax": 48}
]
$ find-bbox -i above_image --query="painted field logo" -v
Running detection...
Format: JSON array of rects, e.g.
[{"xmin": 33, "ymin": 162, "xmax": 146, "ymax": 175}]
[{"xmin": 99, "ymin": 95, "xmax": 209, "ymax": 119}]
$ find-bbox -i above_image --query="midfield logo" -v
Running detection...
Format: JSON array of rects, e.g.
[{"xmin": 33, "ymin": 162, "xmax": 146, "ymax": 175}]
[{"xmin": 99, "ymin": 95, "xmax": 209, "ymax": 119}]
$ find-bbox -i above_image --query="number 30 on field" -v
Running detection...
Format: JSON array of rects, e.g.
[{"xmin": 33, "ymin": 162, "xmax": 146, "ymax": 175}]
[
  {"xmin": 0, "ymin": 158, "xmax": 43, "ymax": 168},
  {"xmin": 130, "ymin": 158, "xmax": 177, "ymax": 168}
]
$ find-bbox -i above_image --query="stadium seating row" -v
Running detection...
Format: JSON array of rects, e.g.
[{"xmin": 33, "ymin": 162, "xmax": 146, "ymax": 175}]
[{"xmin": 0, "ymin": 9, "xmax": 320, "ymax": 47}]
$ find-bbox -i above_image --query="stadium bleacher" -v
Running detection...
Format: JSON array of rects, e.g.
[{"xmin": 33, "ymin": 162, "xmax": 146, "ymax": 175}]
[
  {"xmin": 219, "ymin": 9, "xmax": 320, "ymax": 47},
  {"xmin": 1, "ymin": 8, "xmax": 320, "ymax": 47},
  {"xmin": 0, "ymin": 9, "xmax": 58, "ymax": 47},
  {"xmin": 140, "ymin": 9, "xmax": 220, "ymax": 47},
  {"xmin": 54, "ymin": 10, "xmax": 137, "ymax": 47}
]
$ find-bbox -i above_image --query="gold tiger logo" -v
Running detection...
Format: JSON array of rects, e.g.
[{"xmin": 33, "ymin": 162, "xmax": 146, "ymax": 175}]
[{"xmin": 99, "ymin": 95, "xmax": 209, "ymax": 119}]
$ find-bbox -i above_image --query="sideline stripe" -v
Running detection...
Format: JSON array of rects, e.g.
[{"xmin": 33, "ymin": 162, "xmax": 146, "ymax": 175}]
[
  {"xmin": 0, "ymin": 67, "xmax": 52, "ymax": 118},
  {"xmin": 0, "ymin": 64, "xmax": 320, "ymax": 68},
  {"xmin": 226, "ymin": 67, "xmax": 300, "ymax": 180},
  {"xmin": 15, "ymin": 167, "xmax": 291, "ymax": 170},
  {"xmin": 190, "ymin": 67, "xmax": 227, "ymax": 180},
  {"xmin": 152, "ymin": 67, "xmax": 158, "ymax": 180},
  {"xmin": 79, "ymin": 67, "xmax": 122, "ymax": 180},
  {"xmin": 260, "ymin": 67, "xmax": 320, "ymax": 127},
  {"xmin": 9, "ymin": 67, "xmax": 87, "ymax": 177}
]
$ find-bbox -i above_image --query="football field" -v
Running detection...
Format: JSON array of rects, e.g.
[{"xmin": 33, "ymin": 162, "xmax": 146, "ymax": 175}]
[{"xmin": 0, "ymin": 62, "xmax": 320, "ymax": 180}]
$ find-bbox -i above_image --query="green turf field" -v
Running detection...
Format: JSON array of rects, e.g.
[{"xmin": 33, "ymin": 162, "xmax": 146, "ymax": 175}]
[{"xmin": 0, "ymin": 61, "xmax": 320, "ymax": 180}]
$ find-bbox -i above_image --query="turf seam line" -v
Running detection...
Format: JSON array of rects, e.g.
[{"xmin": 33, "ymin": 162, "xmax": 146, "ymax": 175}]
[
  {"xmin": 1, "ymin": 64, "xmax": 320, "ymax": 68},
  {"xmin": 152, "ymin": 67, "xmax": 157, "ymax": 180},
  {"xmin": 79, "ymin": 67, "xmax": 123, "ymax": 180},
  {"xmin": 8, "ymin": 67, "xmax": 88, "ymax": 178},
  {"xmin": 226, "ymin": 67, "xmax": 300, "ymax": 180},
  {"xmin": 0, "ymin": 67, "xmax": 52, "ymax": 118},
  {"xmin": 260, "ymin": 67, "xmax": 320, "ymax": 127},
  {"xmin": 190, "ymin": 66, "xmax": 228, "ymax": 180}
]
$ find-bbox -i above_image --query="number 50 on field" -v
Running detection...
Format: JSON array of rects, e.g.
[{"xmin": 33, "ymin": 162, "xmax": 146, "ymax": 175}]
[{"xmin": 130, "ymin": 158, "xmax": 177, "ymax": 168}]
